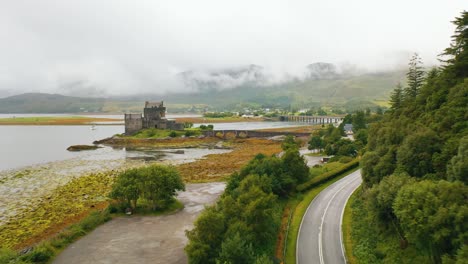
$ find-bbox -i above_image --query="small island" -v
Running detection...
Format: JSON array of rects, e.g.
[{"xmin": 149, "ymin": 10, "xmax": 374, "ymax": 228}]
[{"xmin": 66, "ymin": 145, "xmax": 101, "ymax": 151}]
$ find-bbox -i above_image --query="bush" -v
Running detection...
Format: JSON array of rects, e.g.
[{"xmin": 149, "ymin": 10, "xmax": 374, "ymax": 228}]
[
  {"xmin": 110, "ymin": 165, "xmax": 185, "ymax": 212},
  {"xmin": 339, "ymin": 156, "xmax": 353, "ymax": 163},
  {"xmin": 21, "ymin": 244, "xmax": 54, "ymax": 263},
  {"xmin": 0, "ymin": 248, "xmax": 17, "ymax": 264},
  {"xmin": 79, "ymin": 210, "xmax": 111, "ymax": 232},
  {"xmin": 169, "ymin": 131, "xmax": 177, "ymax": 137},
  {"xmin": 297, "ymin": 159, "xmax": 359, "ymax": 192}
]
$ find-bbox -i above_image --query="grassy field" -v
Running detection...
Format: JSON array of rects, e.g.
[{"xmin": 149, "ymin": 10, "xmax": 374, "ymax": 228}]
[
  {"xmin": 0, "ymin": 116, "xmax": 121, "ymax": 125},
  {"xmin": 128, "ymin": 128, "xmax": 202, "ymax": 139},
  {"xmin": 178, "ymin": 138, "xmax": 282, "ymax": 182}
]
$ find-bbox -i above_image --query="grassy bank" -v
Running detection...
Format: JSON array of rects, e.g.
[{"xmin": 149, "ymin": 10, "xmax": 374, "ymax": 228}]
[
  {"xmin": 342, "ymin": 188, "xmax": 358, "ymax": 264},
  {"xmin": 0, "ymin": 116, "xmax": 121, "ymax": 125},
  {"xmin": 283, "ymin": 165, "xmax": 360, "ymax": 264}
]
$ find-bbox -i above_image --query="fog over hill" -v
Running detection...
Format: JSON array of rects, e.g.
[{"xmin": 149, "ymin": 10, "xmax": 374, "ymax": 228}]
[{"xmin": 0, "ymin": 1, "xmax": 464, "ymax": 98}]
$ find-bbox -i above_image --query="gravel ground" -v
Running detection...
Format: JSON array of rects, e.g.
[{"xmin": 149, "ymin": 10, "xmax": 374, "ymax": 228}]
[{"xmin": 53, "ymin": 182, "xmax": 226, "ymax": 264}]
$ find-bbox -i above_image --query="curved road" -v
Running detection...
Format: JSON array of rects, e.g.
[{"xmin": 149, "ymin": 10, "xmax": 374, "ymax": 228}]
[{"xmin": 297, "ymin": 170, "xmax": 362, "ymax": 264}]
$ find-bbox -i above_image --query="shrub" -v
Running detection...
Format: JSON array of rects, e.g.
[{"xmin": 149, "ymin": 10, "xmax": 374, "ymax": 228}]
[
  {"xmin": 79, "ymin": 210, "xmax": 111, "ymax": 232},
  {"xmin": 297, "ymin": 159, "xmax": 359, "ymax": 192},
  {"xmin": 339, "ymin": 156, "xmax": 353, "ymax": 163},
  {"xmin": 169, "ymin": 131, "xmax": 177, "ymax": 137},
  {"xmin": 0, "ymin": 248, "xmax": 17, "ymax": 264},
  {"xmin": 21, "ymin": 243, "xmax": 55, "ymax": 263}
]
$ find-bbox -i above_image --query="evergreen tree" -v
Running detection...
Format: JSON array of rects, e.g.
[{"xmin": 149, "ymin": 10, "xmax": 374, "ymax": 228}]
[
  {"xmin": 441, "ymin": 11, "xmax": 468, "ymax": 82},
  {"xmin": 404, "ymin": 53, "xmax": 425, "ymax": 100},
  {"xmin": 390, "ymin": 82, "xmax": 404, "ymax": 111}
]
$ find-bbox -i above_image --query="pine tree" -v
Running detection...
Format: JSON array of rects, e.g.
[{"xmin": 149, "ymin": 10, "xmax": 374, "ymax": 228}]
[
  {"xmin": 441, "ymin": 11, "xmax": 468, "ymax": 82},
  {"xmin": 389, "ymin": 82, "xmax": 403, "ymax": 110},
  {"xmin": 404, "ymin": 53, "xmax": 425, "ymax": 100}
]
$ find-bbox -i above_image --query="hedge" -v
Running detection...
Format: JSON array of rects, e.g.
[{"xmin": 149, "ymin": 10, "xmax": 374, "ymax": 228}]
[{"xmin": 296, "ymin": 159, "xmax": 360, "ymax": 192}]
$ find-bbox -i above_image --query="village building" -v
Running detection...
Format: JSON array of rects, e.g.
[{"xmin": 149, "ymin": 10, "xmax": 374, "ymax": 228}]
[{"xmin": 124, "ymin": 101, "xmax": 184, "ymax": 134}]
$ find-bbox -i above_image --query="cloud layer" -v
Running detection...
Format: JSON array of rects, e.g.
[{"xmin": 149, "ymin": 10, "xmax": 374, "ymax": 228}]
[{"xmin": 0, "ymin": 0, "xmax": 465, "ymax": 97}]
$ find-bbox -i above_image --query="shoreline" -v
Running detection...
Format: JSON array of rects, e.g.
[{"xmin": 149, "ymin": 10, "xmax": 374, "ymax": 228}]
[{"xmin": 0, "ymin": 136, "xmax": 283, "ymax": 250}]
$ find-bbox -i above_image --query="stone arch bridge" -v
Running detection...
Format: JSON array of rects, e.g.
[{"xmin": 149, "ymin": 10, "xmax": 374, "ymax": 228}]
[{"xmin": 202, "ymin": 130, "xmax": 310, "ymax": 139}]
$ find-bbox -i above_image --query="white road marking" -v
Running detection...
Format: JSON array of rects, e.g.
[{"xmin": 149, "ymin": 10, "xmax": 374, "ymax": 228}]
[{"xmin": 318, "ymin": 177, "xmax": 360, "ymax": 264}]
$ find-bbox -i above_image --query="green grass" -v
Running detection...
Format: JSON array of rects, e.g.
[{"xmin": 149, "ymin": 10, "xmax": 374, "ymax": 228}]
[
  {"xmin": 309, "ymin": 161, "xmax": 346, "ymax": 178},
  {"xmin": 298, "ymin": 159, "xmax": 360, "ymax": 192},
  {"xmin": 284, "ymin": 166, "xmax": 360, "ymax": 264},
  {"xmin": 342, "ymin": 188, "xmax": 358, "ymax": 264},
  {"xmin": 128, "ymin": 128, "xmax": 201, "ymax": 139}
]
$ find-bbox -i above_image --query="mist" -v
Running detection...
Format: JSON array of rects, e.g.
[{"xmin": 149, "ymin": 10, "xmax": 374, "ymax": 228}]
[{"xmin": 0, "ymin": 0, "xmax": 465, "ymax": 97}]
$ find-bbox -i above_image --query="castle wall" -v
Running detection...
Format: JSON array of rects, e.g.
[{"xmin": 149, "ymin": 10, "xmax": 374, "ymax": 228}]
[{"xmin": 125, "ymin": 114, "xmax": 143, "ymax": 135}]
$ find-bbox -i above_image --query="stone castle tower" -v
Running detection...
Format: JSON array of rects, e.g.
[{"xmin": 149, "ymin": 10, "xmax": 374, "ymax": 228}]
[{"xmin": 124, "ymin": 101, "xmax": 183, "ymax": 135}]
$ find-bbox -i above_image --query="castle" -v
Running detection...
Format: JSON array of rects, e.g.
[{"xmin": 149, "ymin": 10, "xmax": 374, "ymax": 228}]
[{"xmin": 124, "ymin": 101, "xmax": 184, "ymax": 135}]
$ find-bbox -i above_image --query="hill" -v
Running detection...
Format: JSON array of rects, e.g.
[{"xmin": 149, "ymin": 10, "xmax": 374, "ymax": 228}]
[
  {"xmin": 0, "ymin": 93, "xmax": 106, "ymax": 113},
  {"xmin": 0, "ymin": 66, "xmax": 406, "ymax": 113}
]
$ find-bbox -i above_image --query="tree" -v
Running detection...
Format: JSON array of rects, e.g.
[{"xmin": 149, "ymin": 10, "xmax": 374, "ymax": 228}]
[
  {"xmin": 308, "ymin": 135, "xmax": 325, "ymax": 152},
  {"xmin": 396, "ymin": 128, "xmax": 441, "ymax": 178},
  {"xmin": 390, "ymin": 82, "xmax": 404, "ymax": 111},
  {"xmin": 281, "ymin": 135, "xmax": 299, "ymax": 151},
  {"xmin": 404, "ymin": 53, "xmax": 425, "ymax": 100},
  {"xmin": 441, "ymin": 11, "xmax": 468, "ymax": 82},
  {"xmin": 352, "ymin": 111, "xmax": 366, "ymax": 132},
  {"xmin": 217, "ymin": 232, "xmax": 255, "ymax": 264},
  {"xmin": 281, "ymin": 149, "xmax": 310, "ymax": 184},
  {"xmin": 447, "ymin": 136, "xmax": 468, "ymax": 184},
  {"xmin": 185, "ymin": 207, "xmax": 226, "ymax": 264},
  {"xmin": 109, "ymin": 165, "xmax": 185, "ymax": 211},
  {"xmin": 393, "ymin": 180, "xmax": 468, "ymax": 263},
  {"xmin": 109, "ymin": 169, "xmax": 141, "ymax": 209},
  {"xmin": 141, "ymin": 165, "xmax": 185, "ymax": 210}
]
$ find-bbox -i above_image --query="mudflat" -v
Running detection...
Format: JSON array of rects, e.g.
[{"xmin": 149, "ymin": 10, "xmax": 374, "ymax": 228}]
[{"xmin": 53, "ymin": 182, "xmax": 225, "ymax": 264}]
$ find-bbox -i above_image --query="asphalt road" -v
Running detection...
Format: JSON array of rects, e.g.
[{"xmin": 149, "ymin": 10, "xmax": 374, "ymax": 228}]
[{"xmin": 297, "ymin": 169, "xmax": 362, "ymax": 264}]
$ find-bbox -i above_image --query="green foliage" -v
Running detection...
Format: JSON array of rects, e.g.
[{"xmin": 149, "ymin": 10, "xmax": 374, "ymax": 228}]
[
  {"xmin": 404, "ymin": 53, "xmax": 425, "ymax": 100},
  {"xmin": 186, "ymin": 173, "xmax": 281, "ymax": 264},
  {"xmin": 352, "ymin": 111, "xmax": 367, "ymax": 132},
  {"xmin": 393, "ymin": 180, "xmax": 468, "ymax": 263},
  {"xmin": 396, "ymin": 128, "xmax": 441, "ymax": 178},
  {"xmin": 390, "ymin": 83, "xmax": 404, "ymax": 111},
  {"xmin": 0, "ymin": 248, "xmax": 18, "ymax": 264},
  {"xmin": 325, "ymin": 138, "xmax": 358, "ymax": 157},
  {"xmin": 447, "ymin": 136, "xmax": 468, "ymax": 184},
  {"xmin": 169, "ymin": 131, "xmax": 177, "ymax": 137},
  {"xmin": 308, "ymin": 135, "xmax": 325, "ymax": 151},
  {"xmin": 281, "ymin": 135, "xmax": 300, "ymax": 151},
  {"xmin": 20, "ymin": 244, "xmax": 55, "ymax": 263},
  {"xmin": 217, "ymin": 232, "xmax": 255, "ymax": 264},
  {"xmin": 186, "ymin": 207, "xmax": 226, "ymax": 264},
  {"xmin": 296, "ymin": 159, "xmax": 359, "ymax": 192},
  {"xmin": 441, "ymin": 11, "xmax": 468, "ymax": 82},
  {"xmin": 110, "ymin": 165, "xmax": 185, "ymax": 212},
  {"xmin": 235, "ymin": 149, "xmax": 309, "ymax": 196}
]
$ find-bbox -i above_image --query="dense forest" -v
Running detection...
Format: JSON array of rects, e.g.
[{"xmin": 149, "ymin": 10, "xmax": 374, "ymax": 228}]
[
  {"xmin": 185, "ymin": 138, "xmax": 309, "ymax": 264},
  {"xmin": 353, "ymin": 11, "xmax": 467, "ymax": 263}
]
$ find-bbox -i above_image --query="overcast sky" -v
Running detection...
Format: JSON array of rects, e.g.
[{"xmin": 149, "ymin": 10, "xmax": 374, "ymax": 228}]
[{"xmin": 0, "ymin": 0, "xmax": 465, "ymax": 97}]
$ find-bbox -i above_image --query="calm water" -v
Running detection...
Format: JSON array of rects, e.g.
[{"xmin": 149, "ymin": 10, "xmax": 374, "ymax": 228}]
[
  {"xmin": 0, "ymin": 121, "xmax": 305, "ymax": 171},
  {"xmin": 0, "ymin": 125, "xmax": 124, "ymax": 171}
]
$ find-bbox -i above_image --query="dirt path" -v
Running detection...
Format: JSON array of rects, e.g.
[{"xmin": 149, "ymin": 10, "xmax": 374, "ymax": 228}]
[{"xmin": 53, "ymin": 182, "xmax": 225, "ymax": 264}]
